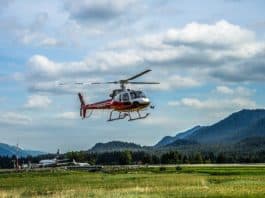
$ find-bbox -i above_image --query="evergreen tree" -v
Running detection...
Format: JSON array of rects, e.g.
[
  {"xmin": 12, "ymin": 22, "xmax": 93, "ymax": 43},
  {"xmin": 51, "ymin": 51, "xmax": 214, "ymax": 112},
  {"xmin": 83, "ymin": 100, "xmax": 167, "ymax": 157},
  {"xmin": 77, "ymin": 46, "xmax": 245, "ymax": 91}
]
[{"xmin": 119, "ymin": 150, "xmax": 132, "ymax": 165}]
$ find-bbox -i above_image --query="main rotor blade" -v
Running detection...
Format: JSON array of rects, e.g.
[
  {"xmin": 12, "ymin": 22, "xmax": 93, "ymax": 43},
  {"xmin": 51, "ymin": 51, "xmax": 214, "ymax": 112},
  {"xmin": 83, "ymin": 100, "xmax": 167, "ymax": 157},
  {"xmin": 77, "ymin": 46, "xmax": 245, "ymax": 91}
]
[
  {"xmin": 125, "ymin": 69, "xmax": 152, "ymax": 81},
  {"xmin": 74, "ymin": 82, "xmax": 94, "ymax": 85},
  {"xmin": 57, "ymin": 82, "xmax": 90, "ymax": 85},
  {"xmin": 91, "ymin": 81, "xmax": 118, "ymax": 85},
  {"xmin": 127, "ymin": 82, "xmax": 160, "ymax": 84},
  {"xmin": 57, "ymin": 83, "xmax": 66, "ymax": 85}
]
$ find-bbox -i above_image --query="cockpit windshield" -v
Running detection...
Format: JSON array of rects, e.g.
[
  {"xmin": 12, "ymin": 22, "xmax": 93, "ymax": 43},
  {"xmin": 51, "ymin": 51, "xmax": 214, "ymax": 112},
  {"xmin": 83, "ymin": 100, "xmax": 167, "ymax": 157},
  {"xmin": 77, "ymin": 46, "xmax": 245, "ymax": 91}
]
[{"xmin": 130, "ymin": 91, "xmax": 146, "ymax": 99}]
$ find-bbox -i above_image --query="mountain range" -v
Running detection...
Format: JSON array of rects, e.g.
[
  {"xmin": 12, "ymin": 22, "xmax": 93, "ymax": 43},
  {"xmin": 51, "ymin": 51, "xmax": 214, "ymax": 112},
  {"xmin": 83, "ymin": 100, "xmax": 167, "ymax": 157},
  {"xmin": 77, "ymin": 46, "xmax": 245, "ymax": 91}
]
[
  {"xmin": 154, "ymin": 125, "xmax": 203, "ymax": 148},
  {"xmin": 89, "ymin": 109, "xmax": 265, "ymax": 153},
  {"xmin": 0, "ymin": 143, "xmax": 45, "ymax": 157},
  {"xmin": 1, "ymin": 109, "xmax": 265, "ymax": 156}
]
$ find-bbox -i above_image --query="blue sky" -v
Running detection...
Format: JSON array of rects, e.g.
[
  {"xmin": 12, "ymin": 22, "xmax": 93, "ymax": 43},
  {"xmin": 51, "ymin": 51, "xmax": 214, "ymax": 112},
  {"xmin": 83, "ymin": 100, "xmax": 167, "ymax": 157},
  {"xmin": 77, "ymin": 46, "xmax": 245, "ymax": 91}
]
[{"xmin": 0, "ymin": 0, "xmax": 265, "ymax": 152}]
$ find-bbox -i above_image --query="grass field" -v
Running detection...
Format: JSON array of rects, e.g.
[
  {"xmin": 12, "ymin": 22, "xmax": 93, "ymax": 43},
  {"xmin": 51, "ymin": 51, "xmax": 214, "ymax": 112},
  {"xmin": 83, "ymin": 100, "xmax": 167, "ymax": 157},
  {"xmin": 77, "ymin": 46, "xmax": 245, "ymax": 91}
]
[{"xmin": 1, "ymin": 166, "xmax": 265, "ymax": 197}]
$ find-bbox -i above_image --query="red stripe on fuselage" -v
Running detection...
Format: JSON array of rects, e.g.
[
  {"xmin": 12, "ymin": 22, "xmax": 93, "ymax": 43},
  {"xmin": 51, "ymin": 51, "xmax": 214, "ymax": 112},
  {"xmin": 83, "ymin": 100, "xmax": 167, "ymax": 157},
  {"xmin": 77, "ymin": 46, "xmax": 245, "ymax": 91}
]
[
  {"xmin": 85, "ymin": 99, "xmax": 150, "ymax": 112},
  {"xmin": 111, "ymin": 101, "xmax": 150, "ymax": 112},
  {"xmin": 85, "ymin": 99, "xmax": 112, "ymax": 109}
]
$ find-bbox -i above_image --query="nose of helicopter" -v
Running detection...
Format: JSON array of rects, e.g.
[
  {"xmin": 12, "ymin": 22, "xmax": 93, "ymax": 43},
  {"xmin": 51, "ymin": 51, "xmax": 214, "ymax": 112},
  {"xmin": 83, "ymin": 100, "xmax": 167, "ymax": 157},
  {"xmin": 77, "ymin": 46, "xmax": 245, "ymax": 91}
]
[{"xmin": 139, "ymin": 97, "xmax": 150, "ymax": 105}]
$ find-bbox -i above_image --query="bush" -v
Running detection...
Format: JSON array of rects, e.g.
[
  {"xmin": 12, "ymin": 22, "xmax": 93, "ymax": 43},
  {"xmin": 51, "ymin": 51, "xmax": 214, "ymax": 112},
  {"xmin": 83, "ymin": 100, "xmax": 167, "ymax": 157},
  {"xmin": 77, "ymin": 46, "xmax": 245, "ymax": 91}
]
[
  {"xmin": 159, "ymin": 167, "xmax": 166, "ymax": 172},
  {"xmin": 176, "ymin": 166, "xmax": 182, "ymax": 171}
]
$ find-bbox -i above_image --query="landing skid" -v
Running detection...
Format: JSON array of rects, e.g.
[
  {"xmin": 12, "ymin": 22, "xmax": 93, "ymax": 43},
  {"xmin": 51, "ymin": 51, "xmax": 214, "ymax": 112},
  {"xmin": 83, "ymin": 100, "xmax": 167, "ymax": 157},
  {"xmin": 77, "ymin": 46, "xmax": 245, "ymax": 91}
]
[
  {"xmin": 107, "ymin": 111, "xmax": 127, "ymax": 122},
  {"xmin": 107, "ymin": 110, "xmax": 149, "ymax": 122},
  {"xmin": 128, "ymin": 111, "xmax": 149, "ymax": 121}
]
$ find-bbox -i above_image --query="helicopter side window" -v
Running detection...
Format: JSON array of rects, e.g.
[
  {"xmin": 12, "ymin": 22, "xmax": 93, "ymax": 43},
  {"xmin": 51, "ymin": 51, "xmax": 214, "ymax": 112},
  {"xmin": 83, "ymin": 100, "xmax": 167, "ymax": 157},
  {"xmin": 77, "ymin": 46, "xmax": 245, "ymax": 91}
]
[
  {"xmin": 122, "ymin": 93, "xmax": 129, "ymax": 102},
  {"xmin": 136, "ymin": 91, "xmax": 146, "ymax": 98},
  {"xmin": 140, "ymin": 92, "xmax": 146, "ymax": 98},
  {"xmin": 130, "ymin": 92, "xmax": 136, "ymax": 99}
]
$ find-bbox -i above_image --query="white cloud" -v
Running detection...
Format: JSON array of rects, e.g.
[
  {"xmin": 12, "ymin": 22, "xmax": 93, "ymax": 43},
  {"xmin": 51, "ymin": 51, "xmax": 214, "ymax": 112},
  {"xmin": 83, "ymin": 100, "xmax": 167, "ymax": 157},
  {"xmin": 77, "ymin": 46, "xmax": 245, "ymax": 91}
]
[
  {"xmin": 1, "ymin": 12, "xmax": 63, "ymax": 47},
  {"xmin": 168, "ymin": 101, "xmax": 180, "ymax": 106},
  {"xmin": 24, "ymin": 95, "xmax": 52, "ymax": 109},
  {"xmin": 0, "ymin": 112, "xmax": 32, "ymax": 125},
  {"xmin": 27, "ymin": 55, "xmax": 93, "ymax": 79},
  {"xmin": 169, "ymin": 85, "xmax": 257, "ymax": 118},
  {"xmin": 234, "ymin": 86, "xmax": 254, "ymax": 97},
  {"xmin": 140, "ymin": 115, "xmax": 176, "ymax": 126},
  {"xmin": 215, "ymin": 86, "xmax": 254, "ymax": 96},
  {"xmin": 94, "ymin": 50, "xmax": 144, "ymax": 70},
  {"xmin": 153, "ymin": 75, "xmax": 201, "ymax": 91},
  {"xmin": 28, "ymin": 52, "xmax": 138, "ymax": 78},
  {"xmin": 28, "ymin": 81, "xmax": 82, "ymax": 94},
  {"xmin": 18, "ymin": 30, "xmax": 62, "ymax": 47},
  {"xmin": 28, "ymin": 55, "xmax": 59, "ymax": 77},
  {"xmin": 55, "ymin": 112, "xmax": 79, "ymax": 120},
  {"xmin": 23, "ymin": 20, "xmax": 265, "ymax": 95},
  {"xmin": 216, "ymin": 86, "xmax": 234, "ymax": 94},
  {"xmin": 39, "ymin": 37, "xmax": 63, "ymax": 47},
  {"xmin": 169, "ymin": 75, "xmax": 201, "ymax": 89},
  {"xmin": 173, "ymin": 97, "xmax": 256, "ymax": 110},
  {"xmin": 164, "ymin": 20, "xmax": 255, "ymax": 47}
]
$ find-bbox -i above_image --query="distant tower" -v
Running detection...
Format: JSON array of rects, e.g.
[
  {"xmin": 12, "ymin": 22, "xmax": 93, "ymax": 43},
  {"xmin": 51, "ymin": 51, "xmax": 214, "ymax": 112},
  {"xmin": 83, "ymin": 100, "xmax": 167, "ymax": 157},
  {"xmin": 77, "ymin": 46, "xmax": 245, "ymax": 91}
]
[
  {"xmin": 16, "ymin": 143, "xmax": 19, "ymax": 170},
  {"xmin": 56, "ymin": 149, "xmax": 60, "ymax": 159}
]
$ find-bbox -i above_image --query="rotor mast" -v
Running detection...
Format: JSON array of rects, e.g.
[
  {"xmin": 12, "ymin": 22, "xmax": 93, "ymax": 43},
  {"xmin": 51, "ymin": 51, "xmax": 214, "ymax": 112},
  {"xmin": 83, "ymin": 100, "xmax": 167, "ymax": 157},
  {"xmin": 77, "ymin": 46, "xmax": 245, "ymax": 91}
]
[
  {"xmin": 119, "ymin": 80, "xmax": 128, "ymax": 90},
  {"xmin": 121, "ymin": 82, "xmax": 126, "ymax": 90}
]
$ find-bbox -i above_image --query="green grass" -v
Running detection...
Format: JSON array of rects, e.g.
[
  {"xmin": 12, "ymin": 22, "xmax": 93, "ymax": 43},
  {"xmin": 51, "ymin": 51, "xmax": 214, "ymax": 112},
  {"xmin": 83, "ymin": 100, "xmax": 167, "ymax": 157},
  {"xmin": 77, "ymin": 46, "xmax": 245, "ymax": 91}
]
[{"xmin": 0, "ymin": 166, "xmax": 265, "ymax": 197}]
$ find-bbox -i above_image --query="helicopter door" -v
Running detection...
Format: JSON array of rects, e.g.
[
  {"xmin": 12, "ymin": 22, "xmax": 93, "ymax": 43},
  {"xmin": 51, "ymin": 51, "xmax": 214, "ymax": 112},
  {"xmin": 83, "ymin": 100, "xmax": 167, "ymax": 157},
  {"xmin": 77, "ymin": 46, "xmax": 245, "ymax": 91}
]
[{"xmin": 121, "ymin": 93, "xmax": 131, "ymax": 105}]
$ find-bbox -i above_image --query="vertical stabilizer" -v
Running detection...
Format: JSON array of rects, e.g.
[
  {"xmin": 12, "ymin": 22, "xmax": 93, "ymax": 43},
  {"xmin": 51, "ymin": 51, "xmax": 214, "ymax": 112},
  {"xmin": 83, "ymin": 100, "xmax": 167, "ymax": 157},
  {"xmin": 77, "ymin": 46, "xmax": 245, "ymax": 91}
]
[{"xmin": 78, "ymin": 93, "xmax": 86, "ymax": 119}]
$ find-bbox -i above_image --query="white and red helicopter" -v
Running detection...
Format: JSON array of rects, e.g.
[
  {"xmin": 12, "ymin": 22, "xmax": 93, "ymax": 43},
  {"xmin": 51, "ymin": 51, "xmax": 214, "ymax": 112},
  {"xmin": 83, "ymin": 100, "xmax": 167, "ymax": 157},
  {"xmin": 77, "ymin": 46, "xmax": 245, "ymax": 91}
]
[{"xmin": 70, "ymin": 69, "xmax": 159, "ymax": 121}]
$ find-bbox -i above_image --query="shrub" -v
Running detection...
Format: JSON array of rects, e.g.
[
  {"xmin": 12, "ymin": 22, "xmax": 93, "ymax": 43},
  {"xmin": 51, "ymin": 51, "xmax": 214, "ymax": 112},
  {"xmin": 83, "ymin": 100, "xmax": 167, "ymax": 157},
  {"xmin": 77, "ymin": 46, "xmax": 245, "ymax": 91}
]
[
  {"xmin": 176, "ymin": 166, "xmax": 182, "ymax": 171},
  {"xmin": 159, "ymin": 167, "xmax": 166, "ymax": 172}
]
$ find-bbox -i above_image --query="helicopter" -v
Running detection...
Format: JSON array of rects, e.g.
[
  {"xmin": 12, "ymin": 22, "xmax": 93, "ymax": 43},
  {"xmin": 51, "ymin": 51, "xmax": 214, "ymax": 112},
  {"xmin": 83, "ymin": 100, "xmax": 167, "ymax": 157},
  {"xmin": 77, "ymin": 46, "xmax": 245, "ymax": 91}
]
[{"xmin": 62, "ymin": 69, "xmax": 159, "ymax": 121}]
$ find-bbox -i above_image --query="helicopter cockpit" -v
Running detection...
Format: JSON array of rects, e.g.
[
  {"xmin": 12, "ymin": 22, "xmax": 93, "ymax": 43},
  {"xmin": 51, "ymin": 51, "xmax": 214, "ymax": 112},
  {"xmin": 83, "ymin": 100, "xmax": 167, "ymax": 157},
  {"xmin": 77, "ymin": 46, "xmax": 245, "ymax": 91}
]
[{"xmin": 112, "ymin": 89, "xmax": 149, "ymax": 104}]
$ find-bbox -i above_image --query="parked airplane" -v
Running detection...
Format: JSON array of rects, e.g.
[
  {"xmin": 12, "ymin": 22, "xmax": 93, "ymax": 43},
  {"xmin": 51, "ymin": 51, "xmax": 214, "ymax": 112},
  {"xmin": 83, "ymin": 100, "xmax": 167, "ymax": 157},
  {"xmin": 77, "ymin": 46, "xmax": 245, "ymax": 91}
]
[
  {"xmin": 38, "ymin": 149, "xmax": 70, "ymax": 167},
  {"xmin": 72, "ymin": 159, "xmax": 90, "ymax": 167}
]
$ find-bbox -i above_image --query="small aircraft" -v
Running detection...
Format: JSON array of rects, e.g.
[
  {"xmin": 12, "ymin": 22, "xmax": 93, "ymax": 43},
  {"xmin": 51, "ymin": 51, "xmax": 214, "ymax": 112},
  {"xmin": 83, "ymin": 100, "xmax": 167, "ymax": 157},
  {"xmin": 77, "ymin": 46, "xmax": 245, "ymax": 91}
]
[
  {"xmin": 72, "ymin": 69, "xmax": 159, "ymax": 121},
  {"xmin": 72, "ymin": 159, "xmax": 90, "ymax": 167},
  {"xmin": 38, "ymin": 149, "xmax": 70, "ymax": 167}
]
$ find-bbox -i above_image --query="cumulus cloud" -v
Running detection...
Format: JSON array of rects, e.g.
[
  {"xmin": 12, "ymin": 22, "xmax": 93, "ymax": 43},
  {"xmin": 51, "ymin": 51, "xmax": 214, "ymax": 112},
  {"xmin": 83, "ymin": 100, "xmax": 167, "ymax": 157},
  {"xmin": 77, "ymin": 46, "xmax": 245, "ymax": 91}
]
[
  {"xmin": 27, "ymin": 55, "xmax": 94, "ymax": 79},
  {"xmin": 152, "ymin": 75, "xmax": 201, "ymax": 90},
  {"xmin": 164, "ymin": 20, "xmax": 255, "ymax": 47},
  {"xmin": 28, "ymin": 81, "xmax": 81, "ymax": 95},
  {"xmin": 23, "ymin": 20, "xmax": 265, "ymax": 94},
  {"xmin": 216, "ymin": 86, "xmax": 234, "ymax": 94},
  {"xmin": 24, "ymin": 95, "xmax": 52, "ymax": 109},
  {"xmin": 0, "ymin": 112, "xmax": 32, "ymax": 125},
  {"xmin": 18, "ymin": 30, "xmax": 63, "ymax": 47},
  {"xmin": 140, "ymin": 115, "xmax": 176, "ymax": 127},
  {"xmin": 25, "ymin": 53, "xmax": 200, "ymax": 93},
  {"xmin": 175, "ymin": 97, "xmax": 256, "ymax": 110},
  {"xmin": 0, "ymin": 11, "xmax": 63, "ymax": 47},
  {"xmin": 26, "ymin": 51, "xmax": 144, "ymax": 83},
  {"xmin": 215, "ymin": 86, "xmax": 254, "ymax": 96},
  {"xmin": 169, "ymin": 85, "xmax": 256, "ymax": 112},
  {"xmin": 107, "ymin": 20, "xmax": 265, "ymax": 82}
]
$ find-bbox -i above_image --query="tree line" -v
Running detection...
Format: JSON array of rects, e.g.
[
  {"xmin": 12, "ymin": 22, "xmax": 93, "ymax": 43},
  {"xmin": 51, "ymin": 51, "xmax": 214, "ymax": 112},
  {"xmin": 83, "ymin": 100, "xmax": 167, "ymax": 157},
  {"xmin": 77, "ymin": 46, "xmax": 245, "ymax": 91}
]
[
  {"xmin": 65, "ymin": 150, "xmax": 265, "ymax": 165},
  {"xmin": 1, "ymin": 150, "xmax": 265, "ymax": 169}
]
